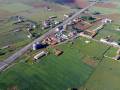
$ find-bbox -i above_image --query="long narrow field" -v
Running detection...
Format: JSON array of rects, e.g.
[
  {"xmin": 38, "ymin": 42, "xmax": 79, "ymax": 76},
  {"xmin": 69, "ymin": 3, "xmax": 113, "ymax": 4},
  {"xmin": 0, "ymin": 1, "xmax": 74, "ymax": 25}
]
[
  {"xmin": 90, "ymin": 1, "xmax": 120, "ymax": 14},
  {"xmin": 0, "ymin": 3, "xmax": 33, "ymax": 13}
]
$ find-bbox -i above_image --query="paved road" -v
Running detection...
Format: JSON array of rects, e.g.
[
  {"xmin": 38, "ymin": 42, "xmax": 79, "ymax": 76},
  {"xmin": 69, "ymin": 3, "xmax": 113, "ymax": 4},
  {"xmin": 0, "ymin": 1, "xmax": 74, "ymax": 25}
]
[{"xmin": 0, "ymin": 2, "xmax": 97, "ymax": 72}]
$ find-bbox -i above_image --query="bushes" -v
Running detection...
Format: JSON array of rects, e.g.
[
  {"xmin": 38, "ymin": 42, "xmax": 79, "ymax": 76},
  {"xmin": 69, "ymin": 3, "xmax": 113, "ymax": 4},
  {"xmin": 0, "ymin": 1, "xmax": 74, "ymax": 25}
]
[{"xmin": 0, "ymin": 49, "xmax": 6, "ymax": 56}]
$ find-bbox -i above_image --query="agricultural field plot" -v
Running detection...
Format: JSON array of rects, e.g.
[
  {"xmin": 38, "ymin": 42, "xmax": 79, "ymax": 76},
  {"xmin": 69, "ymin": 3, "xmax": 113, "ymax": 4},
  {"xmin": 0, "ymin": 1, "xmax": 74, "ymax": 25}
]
[
  {"xmin": 0, "ymin": 37, "xmax": 116, "ymax": 90},
  {"xmin": 0, "ymin": 3, "xmax": 33, "ymax": 13},
  {"xmin": 0, "ymin": 21, "xmax": 32, "ymax": 61},
  {"xmin": 19, "ymin": 2, "xmax": 72, "ymax": 22},
  {"xmin": 0, "ymin": 9, "xmax": 13, "ymax": 18},
  {"xmin": 26, "ymin": 8, "xmax": 72, "ymax": 22},
  {"xmin": 90, "ymin": 0, "xmax": 120, "ymax": 15},
  {"xmin": 90, "ymin": 7, "xmax": 120, "ymax": 14},
  {"xmin": 0, "ymin": 24, "xmax": 29, "ymax": 47},
  {"xmin": 95, "ymin": 2, "xmax": 117, "ymax": 9},
  {"xmin": 95, "ymin": 23, "xmax": 120, "ymax": 41},
  {"xmin": 81, "ymin": 58, "xmax": 120, "ymax": 90},
  {"xmin": 105, "ymin": 47, "xmax": 118, "ymax": 58}
]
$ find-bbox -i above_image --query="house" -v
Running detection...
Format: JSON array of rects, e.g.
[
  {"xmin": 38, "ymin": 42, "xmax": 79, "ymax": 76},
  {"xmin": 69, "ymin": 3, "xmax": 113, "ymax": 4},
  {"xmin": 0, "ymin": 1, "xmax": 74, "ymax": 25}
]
[
  {"xmin": 64, "ymin": 12, "xmax": 74, "ymax": 18},
  {"xmin": 68, "ymin": 31, "xmax": 77, "ymax": 38},
  {"xmin": 11, "ymin": 16, "xmax": 25, "ymax": 24},
  {"xmin": 64, "ymin": 14, "xmax": 69, "ymax": 18},
  {"xmin": 101, "ymin": 18, "xmax": 112, "ymax": 24},
  {"xmin": 115, "ymin": 49, "xmax": 120, "ymax": 60},
  {"xmin": 42, "ymin": 20, "xmax": 51, "ymax": 29},
  {"xmin": 115, "ymin": 55, "xmax": 120, "ymax": 60},
  {"xmin": 13, "ymin": 28, "xmax": 21, "ymax": 32},
  {"xmin": 44, "ymin": 35, "xmax": 58, "ymax": 45},
  {"xmin": 27, "ymin": 34, "xmax": 32, "ymax": 39},
  {"xmin": 49, "ymin": 16, "xmax": 57, "ymax": 19},
  {"xmin": 26, "ymin": 21, "xmax": 37, "ymax": 30}
]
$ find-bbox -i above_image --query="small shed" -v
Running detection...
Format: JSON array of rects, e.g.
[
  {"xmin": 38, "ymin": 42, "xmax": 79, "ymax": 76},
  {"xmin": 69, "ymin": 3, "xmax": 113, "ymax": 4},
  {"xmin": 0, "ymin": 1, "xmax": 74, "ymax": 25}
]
[{"xmin": 54, "ymin": 49, "xmax": 63, "ymax": 56}]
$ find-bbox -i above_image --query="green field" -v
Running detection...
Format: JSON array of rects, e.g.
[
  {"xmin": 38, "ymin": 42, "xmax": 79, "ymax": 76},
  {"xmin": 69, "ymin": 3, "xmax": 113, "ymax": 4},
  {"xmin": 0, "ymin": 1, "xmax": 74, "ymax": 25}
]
[
  {"xmin": 82, "ymin": 58, "xmax": 120, "ymax": 90},
  {"xmin": 0, "ymin": 37, "xmax": 115, "ymax": 90},
  {"xmin": 105, "ymin": 47, "xmax": 118, "ymax": 58},
  {"xmin": 0, "ymin": 3, "xmax": 33, "ymax": 13},
  {"xmin": 28, "ymin": 8, "xmax": 72, "ymax": 22},
  {"xmin": 95, "ymin": 23, "xmax": 120, "ymax": 41},
  {"xmin": 90, "ymin": 6, "xmax": 120, "ymax": 14}
]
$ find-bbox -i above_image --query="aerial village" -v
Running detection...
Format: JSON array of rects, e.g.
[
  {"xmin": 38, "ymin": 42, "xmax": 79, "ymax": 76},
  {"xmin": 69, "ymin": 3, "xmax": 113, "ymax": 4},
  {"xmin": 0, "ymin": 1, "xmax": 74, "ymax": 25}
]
[
  {"xmin": 1, "ymin": 0, "xmax": 120, "ymax": 90},
  {"xmin": 29, "ymin": 10, "xmax": 120, "ymax": 61},
  {"xmin": 1, "ymin": 1, "xmax": 120, "ymax": 63}
]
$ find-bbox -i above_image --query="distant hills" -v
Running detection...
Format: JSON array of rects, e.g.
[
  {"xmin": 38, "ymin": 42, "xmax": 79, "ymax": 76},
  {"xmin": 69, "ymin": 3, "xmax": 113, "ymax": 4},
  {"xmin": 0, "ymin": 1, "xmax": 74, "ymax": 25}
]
[
  {"xmin": 45, "ymin": 0, "xmax": 74, "ymax": 4},
  {"xmin": 0, "ymin": 0, "xmax": 75, "ymax": 4}
]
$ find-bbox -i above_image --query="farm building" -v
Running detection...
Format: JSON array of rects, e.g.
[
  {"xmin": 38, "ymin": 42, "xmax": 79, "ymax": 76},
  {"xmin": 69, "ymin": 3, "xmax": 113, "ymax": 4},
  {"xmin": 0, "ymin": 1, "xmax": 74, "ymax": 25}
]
[
  {"xmin": 33, "ymin": 51, "xmax": 48, "ymax": 60},
  {"xmin": 101, "ymin": 18, "xmax": 112, "ymax": 24}
]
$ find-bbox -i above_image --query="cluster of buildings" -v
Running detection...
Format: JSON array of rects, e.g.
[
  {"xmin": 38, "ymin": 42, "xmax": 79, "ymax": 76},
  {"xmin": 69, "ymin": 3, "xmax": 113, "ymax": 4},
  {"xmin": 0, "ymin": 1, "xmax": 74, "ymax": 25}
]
[
  {"xmin": 42, "ymin": 16, "xmax": 60, "ymax": 29},
  {"xmin": 31, "ymin": 11, "xmax": 115, "ymax": 61},
  {"xmin": 67, "ymin": 15, "xmax": 102, "ymax": 38},
  {"xmin": 10, "ymin": 16, "xmax": 25, "ymax": 24},
  {"xmin": 10, "ymin": 16, "xmax": 38, "ymax": 39}
]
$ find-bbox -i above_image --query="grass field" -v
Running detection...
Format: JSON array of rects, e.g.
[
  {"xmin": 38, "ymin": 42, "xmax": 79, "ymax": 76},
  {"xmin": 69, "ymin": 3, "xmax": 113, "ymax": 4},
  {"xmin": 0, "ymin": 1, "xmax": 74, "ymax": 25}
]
[
  {"xmin": 20, "ymin": 2, "xmax": 72, "ymax": 22},
  {"xmin": 105, "ymin": 47, "xmax": 118, "ymax": 58},
  {"xmin": 0, "ymin": 3, "xmax": 33, "ymax": 13},
  {"xmin": 90, "ymin": 6, "xmax": 120, "ymax": 14},
  {"xmin": 95, "ymin": 23, "xmax": 120, "ymax": 41},
  {"xmin": 0, "ymin": 37, "xmax": 115, "ymax": 90},
  {"xmin": 82, "ymin": 58, "xmax": 120, "ymax": 90}
]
